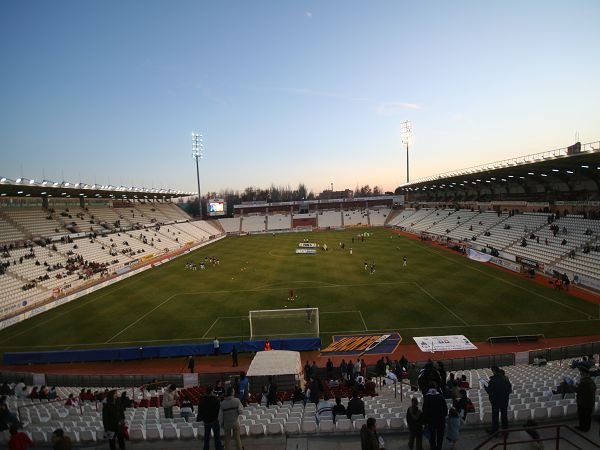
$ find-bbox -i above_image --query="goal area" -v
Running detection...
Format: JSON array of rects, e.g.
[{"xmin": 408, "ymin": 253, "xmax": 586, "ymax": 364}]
[{"xmin": 249, "ymin": 308, "xmax": 320, "ymax": 340}]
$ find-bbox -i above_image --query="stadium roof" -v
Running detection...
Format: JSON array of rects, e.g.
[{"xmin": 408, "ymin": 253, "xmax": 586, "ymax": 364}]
[
  {"xmin": 0, "ymin": 177, "xmax": 194, "ymax": 200},
  {"xmin": 397, "ymin": 141, "xmax": 600, "ymax": 197}
]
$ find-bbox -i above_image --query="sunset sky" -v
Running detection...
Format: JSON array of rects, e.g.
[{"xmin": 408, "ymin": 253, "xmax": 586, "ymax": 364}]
[{"xmin": 1, "ymin": 1, "xmax": 599, "ymax": 196}]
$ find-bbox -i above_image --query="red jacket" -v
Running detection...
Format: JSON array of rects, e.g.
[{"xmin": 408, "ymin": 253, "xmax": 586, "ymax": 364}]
[{"xmin": 9, "ymin": 432, "xmax": 34, "ymax": 450}]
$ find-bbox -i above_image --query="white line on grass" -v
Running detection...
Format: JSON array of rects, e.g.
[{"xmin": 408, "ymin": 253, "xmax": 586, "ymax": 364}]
[
  {"xmin": 3, "ymin": 318, "xmax": 599, "ymax": 350},
  {"xmin": 414, "ymin": 282, "xmax": 469, "ymax": 326},
  {"xmin": 0, "ymin": 269, "xmax": 159, "ymax": 345},
  {"xmin": 250, "ymin": 280, "xmax": 338, "ymax": 291},
  {"xmin": 201, "ymin": 319, "xmax": 220, "ymax": 339},
  {"xmin": 407, "ymin": 240, "xmax": 592, "ymax": 318},
  {"xmin": 104, "ymin": 294, "xmax": 177, "ymax": 343},
  {"xmin": 176, "ymin": 281, "xmax": 414, "ymax": 297},
  {"xmin": 358, "ymin": 311, "xmax": 369, "ymax": 331}
]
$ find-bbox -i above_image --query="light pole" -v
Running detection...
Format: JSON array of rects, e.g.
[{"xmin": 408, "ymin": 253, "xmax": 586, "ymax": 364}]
[
  {"xmin": 401, "ymin": 120, "xmax": 412, "ymax": 183},
  {"xmin": 191, "ymin": 133, "xmax": 204, "ymax": 218}
]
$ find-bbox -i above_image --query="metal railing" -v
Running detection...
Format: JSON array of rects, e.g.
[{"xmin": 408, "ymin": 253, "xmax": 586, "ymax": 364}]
[{"xmin": 472, "ymin": 424, "xmax": 600, "ymax": 449}]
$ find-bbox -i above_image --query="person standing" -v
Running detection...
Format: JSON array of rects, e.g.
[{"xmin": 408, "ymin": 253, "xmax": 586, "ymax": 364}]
[
  {"xmin": 484, "ymin": 366, "xmax": 512, "ymax": 434},
  {"xmin": 187, "ymin": 356, "xmax": 195, "ymax": 373},
  {"xmin": 446, "ymin": 407, "xmax": 461, "ymax": 450},
  {"xmin": 213, "ymin": 337, "xmax": 220, "ymax": 355},
  {"xmin": 219, "ymin": 387, "xmax": 243, "ymax": 450},
  {"xmin": 8, "ymin": 424, "xmax": 34, "ymax": 450},
  {"xmin": 403, "ymin": 256, "xmax": 407, "ymax": 267},
  {"xmin": 575, "ymin": 366, "xmax": 597, "ymax": 432},
  {"xmin": 51, "ymin": 428, "xmax": 73, "ymax": 450},
  {"xmin": 266, "ymin": 376, "xmax": 278, "ymax": 407},
  {"xmin": 238, "ymin": 372, "xmax": 249, "ymax": 407},
  {"xmin": 162, "ymin": 384, "xmax": 178, "ymax": 419},
  {"xmin": 360, "ymin": 417, "xmax": 384, "ymax": 450},
  {"xmin": 102, "ymin": 390, "xmax": 125, "ymax": 450},
  {"xmin": 180, "ymin": 395, "xmax": 194, "ymax": 422},
  {"xmin": 406, "ymin": 397, "xmax": 424, "ymax": 450},
  {"xmin": 326, "ymin": 358, "xmax": 334, "ymax": 380},
  {"xmin": 423, "ymin": 382, "xmax": 447, "ymax": 450},
  {"xmin": 231, "ymin": 345, "xmax": 238, "ymax": 367},
  {"xmin": 340, "ymin": 360, "xmax": 348, "ymax": 381},
  {"xmin": 197, "ymin": 387, "xmax": 223, "ymax": 450}
]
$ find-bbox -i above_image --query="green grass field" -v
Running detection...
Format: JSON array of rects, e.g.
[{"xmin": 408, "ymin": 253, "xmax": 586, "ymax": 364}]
[{"xmin": 0, "ymin": 228, "xmax": 598, "ymax": 354}]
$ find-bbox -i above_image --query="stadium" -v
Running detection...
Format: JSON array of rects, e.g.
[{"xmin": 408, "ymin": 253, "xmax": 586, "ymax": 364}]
[{"xmin": 1, "ymin": 2, "xmax": 600, "ymax": 450}]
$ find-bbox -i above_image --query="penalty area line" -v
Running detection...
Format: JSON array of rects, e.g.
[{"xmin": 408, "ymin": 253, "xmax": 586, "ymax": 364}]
[{"xmin": 104, "ymin": 294, "xmax": 177, "ymax": 344}]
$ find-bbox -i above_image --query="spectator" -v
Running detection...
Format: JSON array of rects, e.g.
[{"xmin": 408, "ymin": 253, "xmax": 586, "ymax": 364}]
[
  {"xmin": 0, "ymin": 383, "xmax": 13, "ymax": 396},
  {"xmin": 180, "ymin": 395, "xmax": 194, "ymax": 422},
  {"xmin": 265, "ymin": 376, "xmax": 277, "ymax": 407},
  {"xmin": 197, "ymin": 387, "xmax": 222, "ymax": 450},
  {"xmin": 213, "ymin": 380, "xmax": 225, "ymax": 399},
  {"xmin": 219, "ymin": 387, "xmax": 243, "ymax": 450},
  {"xmin": 292, "ymin": 385, "xmax": 305, "ymax": 406},
  {"xmin": 8, "ymin": 424, "xmax": 34, "ymax": 450},
  {"xmin": 102, "ymin": 390, "xmax": 125, "ymax": 450},
  {"xmin": 332, "ymin": 397, "xmax": 346, "ymax": 423},
  {"xmin": 484, "ymin": 366, "xmax": 512, "ymax": 435},
  {"xmin": 457, "ymin": 374, "xmax": 470, "ymax": 389},
  {"xmin": 575, "ymin": 366, "xmax": 596, "ymax": 432},
  {"xmin": 65, "ymin": 394, "xmax": 78, "ymax": 407},
  {"xmin": 315, "ymin": 395, "xmax": 333, "ymax": 424},
  {"xmin": 162, "ymin": 384, "xmax": 178, "ymax": 419},
  {"xmin": 0, "ymin": 397, "xmax": 20, "ymax": 432},
  {"xmin": 238, "ymin": 372, "xmax": 249, "ymax": 406},
  {"xmin": 308, "ymin": 377, "xmax": 321, "ymax": 405},
  {"xmin": 423, "ymin": 382, "xmax": 448, "ymax": 450},
  {"xmin": 346, "ymin": 391, "xmax": 365, "ymax": 419},
  {"xmin": 360, "ymin": 417, "xmax": 385, "ymax": 450},
  {"xmin": 51, "ymin": 428, "xmax": 72, "ymax": 450},
  {"xmin": 446, "ymin": 407, "xmax": 461, "ymax": 450},
  {"xmin": 406, "ymin": 397, "xmax": 424, "ymax": 450},
  {"xmin": 326, "ymin": 358, "xmax": 334, "ymax": 380}
]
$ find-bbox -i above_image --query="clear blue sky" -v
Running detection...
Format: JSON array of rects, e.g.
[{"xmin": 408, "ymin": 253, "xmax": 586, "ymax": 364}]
[{"xmin": 1, "ymin": 1, "xmax": 599, "ymax": 195}]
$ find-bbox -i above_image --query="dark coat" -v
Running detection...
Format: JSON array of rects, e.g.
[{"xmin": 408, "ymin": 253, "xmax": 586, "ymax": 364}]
[
  {"xmin": 406, "ymin": 406, "xmax": 424, "ymax": 433},
  {"xmin": 346, "ymin": 397, "xmax": 365, "ymax": 419},
  {"xmin": 576, "ymin": 376, "xmax": 597, "ymax": 409},
  {"xmin": 102, "ymin": 402, "xmax": 120, "ymax": 432},
  {"xmin": 197, "ymin": 395, "xmax": 220, "ymax": 423},
  {"xmin": 485, "ymin": 373, "xmax": 512, "ymax": 405},
  {"xmin": 423, "ymin": 389, "xmax": 448, "ymax": 426}
]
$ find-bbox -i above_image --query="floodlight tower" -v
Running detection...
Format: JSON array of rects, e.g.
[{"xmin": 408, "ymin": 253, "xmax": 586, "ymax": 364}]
[
  {"xmin": 191, "ymin": 133, "xmax": 204, "ymax": 218},
  {"xmin": 401, "ymin": 120, "xmax": 412, "ymax": 183}
]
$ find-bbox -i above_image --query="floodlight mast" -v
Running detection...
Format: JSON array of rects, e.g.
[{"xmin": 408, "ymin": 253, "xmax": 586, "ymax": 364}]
[
  {"xmin": 191, "ymin": 133, "xmax": 204, "ymax": 218},
  {"xmin": 401, "ymin": 120, "xmax": 412, "ymax": 183}
]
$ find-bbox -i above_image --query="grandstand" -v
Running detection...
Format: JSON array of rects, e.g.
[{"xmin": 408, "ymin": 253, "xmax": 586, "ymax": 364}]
[
  {"xmin": 0, "ymin": 191, "xmax": 224, "ymax": 320},
  {"xmin": 0, "ymin": 144, "xmax": 599, "ymax": 448},
  {"xmin": 2, "ymin": 357, "xmax": 599, "ymax": 446}
]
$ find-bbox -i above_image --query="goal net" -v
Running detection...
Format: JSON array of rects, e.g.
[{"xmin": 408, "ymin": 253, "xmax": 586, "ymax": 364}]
[{"xmin": 249, "ymin": 308, "xmax": 320, "ymax": 340}]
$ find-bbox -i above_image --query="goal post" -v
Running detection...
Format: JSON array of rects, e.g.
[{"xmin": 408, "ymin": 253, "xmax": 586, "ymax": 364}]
[{"xmin": 249, "ymin": 307, "xmax": 320, "ymax": 340}]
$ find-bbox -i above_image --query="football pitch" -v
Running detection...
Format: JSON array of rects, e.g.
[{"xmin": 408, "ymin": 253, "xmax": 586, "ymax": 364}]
[{"xmin": 0, "ymin": 228, "xmax": 598, "ymax": 354}]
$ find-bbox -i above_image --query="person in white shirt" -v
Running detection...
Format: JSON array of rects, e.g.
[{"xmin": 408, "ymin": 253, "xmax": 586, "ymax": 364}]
[{"xmin": 315, "ymin": 395, "xmax": 333, "ymax": 424}]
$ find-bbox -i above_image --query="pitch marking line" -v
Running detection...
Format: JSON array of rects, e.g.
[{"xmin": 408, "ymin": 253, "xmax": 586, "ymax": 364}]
[
  {"xmin": 250, "ymin": 280, "xmax": 338, "ymax": 291},
  {"xmin": 105, "ymin": 294, "xmax": 177, "ymax": 343},
  {"xmin": 201, "ymin": 318, "xmax": 220, "ymax": 339},
  {"xmin": 408, "ymin": 239, "xmax": 592, "ymax": 318},
  {"xmin": 177, "ymin": 281, "xmax": 414, "ymax": 297},
  {"xmin": 2, "ymin": 318, "xmax": 599, "ymax": 350},
  {"xmin": 414, "ymin": 282, "xmax": 469, "ymax": 326},
  {"xmin": 0, "ymin": 268, "xmax": 159, "ymax": 345},
  {"xmin": 358, "ymin": 311, "xmax": 369, "ymax": 331}
]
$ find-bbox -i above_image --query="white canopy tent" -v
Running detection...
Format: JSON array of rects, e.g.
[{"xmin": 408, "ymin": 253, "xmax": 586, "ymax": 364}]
[{"xmin": 246, "ymin": 350, "xmax": 304, "ymax": 393}]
